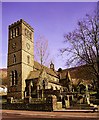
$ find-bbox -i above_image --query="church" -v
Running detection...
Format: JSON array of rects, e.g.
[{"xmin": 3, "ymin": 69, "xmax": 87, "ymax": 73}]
[
  {"xmin": 7, "ymin": 19, "xmax": 72, "ymax": 101},
  {"xmin": 6, "ymin": 19, "xmax": 95, "ymax": 110}
]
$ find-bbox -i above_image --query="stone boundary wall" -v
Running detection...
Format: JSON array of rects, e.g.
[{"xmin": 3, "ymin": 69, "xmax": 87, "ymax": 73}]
[
  {"xmin": 2, "ymin": 102, "xmax": 53, "ymax": 111},
  {"xmin": 90, "ymin": 99, "xmax": 99, "ymax": 105}
]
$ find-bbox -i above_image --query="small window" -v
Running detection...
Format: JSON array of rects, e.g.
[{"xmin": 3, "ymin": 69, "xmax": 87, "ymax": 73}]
[
  {"xmin": 12, "ymin": 71, "xmax": 14, "ymax": 86},
  {"xmin": 51, "ymin": 85, "xmax": 53, "ymax": 90},
  {"xmin": 16, "ymin": 27, "xmax": 19, "ymax": 36},
  {"xmin": 30, "ymin": 33, "xmax": 32, "ymax": 39},
  {"xmin": 10, "ymin": 30, "xmax": 13, "ymax": 39},
  {"xmin": 15, "ymin": 70, "xmax": 18, "ymax": 85},
  {"xmin": 27, "ymin": 55, "xmax": 30, "ymax": 64},
  {"xmin": 42, "ymin": 80, "xmax": 45, "ymax": 89},
  {"xmin": 38, "ymin": 85, "xmax": 41, "ymax": 90},
  {"xmin": 39, "ymin": 85, "xmax": 40, "ymax": 90},
  {"xmin": 10, "ymin": 72, "xmax": 12, "ymax": 86},
  {"xmin": 25, "ymin": 28, "xmax": 27, "ymax": 36},
  {"xmin": 27, "ymin": 30, "xmax": 29, "ymax": 37},
  {"xmin": 13, "ymin": 29, "xmax": 15, "ymax": 38},
  {"xmin": 10, "ymin": 70, "xmax": 18, "ymax": 86},
  {"xmin": 55, "ymin": 87, "xmax": 58, "ymax": 90},
  {"xmin": 13, "ymin": 54, "xmax": 16, "ymax": 63}
]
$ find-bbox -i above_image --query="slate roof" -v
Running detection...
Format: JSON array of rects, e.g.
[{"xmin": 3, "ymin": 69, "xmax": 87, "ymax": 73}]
[
  {"xmin": 59, "ymin": 65, "xmax": 96, "ymax": 85},
  {"xmin": 48, "ymin": 80, "xmax": 61, "ymax": 85},
  {"xmin": 27, "ymin": 71, "xmax": 41, "ymax": 79},
  {"xmin": 26, "ymin": 61, "xmax": 59, "ymax": 81},
  {"xmin": 34, "ymin": 61, "xmax": 58, "ymax": 78}
]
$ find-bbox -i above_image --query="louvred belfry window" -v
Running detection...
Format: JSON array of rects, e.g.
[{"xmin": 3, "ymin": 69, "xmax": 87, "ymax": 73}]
[
  {"xmin": 13, "ymin": 29, "xmax": 15, "ymax": 38},
  {"xmin": 10, "ymin": 30, "xmax": 13, "ymax": 39},
  {"xmin": 16, "ymin": 27, "xmax": 19, "ymax": 36}
]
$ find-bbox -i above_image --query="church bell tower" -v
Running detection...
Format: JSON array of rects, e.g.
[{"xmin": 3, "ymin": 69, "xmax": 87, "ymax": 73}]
[{"xmin": 7, "ymin": 19, "xmax": 34, "ymax": 99}]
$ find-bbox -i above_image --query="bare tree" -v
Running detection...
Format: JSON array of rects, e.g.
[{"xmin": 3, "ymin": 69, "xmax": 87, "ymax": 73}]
[
  {"xmin": 60, "ymin": 11, "xmax": 99, "ymax": 96},
  {"xmin": 35, "ymin": 35, "xmax": 50, "ymax": 67}
]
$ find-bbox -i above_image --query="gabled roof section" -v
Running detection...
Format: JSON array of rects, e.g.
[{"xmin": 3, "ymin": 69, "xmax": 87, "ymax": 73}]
[
  {"xmin": 59, "ymin": 65, "xmax": 96, "ymax": 81},
  {"xmin": 27, "ymin": 71, "xmax": 41, "ymax": 80},
  {"xmin": 48, "ymin": 80, "xmax": 61, "ymax": 85},
  {"xmin": 34, "ymin": 61, "xmax": 58, "ymax": 78}
]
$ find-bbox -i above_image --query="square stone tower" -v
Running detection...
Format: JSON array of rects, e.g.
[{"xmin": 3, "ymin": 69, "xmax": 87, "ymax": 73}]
[{"xmin": 7, "ymin": 19, "xmax": 34, "ymax": 99}]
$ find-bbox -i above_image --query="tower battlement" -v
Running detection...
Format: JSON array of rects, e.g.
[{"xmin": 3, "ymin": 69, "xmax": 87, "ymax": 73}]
[{"xmin": 9, "ymin": 19, "xmax": 34, "ymax": 32}]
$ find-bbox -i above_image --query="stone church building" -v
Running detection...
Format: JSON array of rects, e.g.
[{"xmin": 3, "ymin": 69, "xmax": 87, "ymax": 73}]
[
  {"xmin": 7, "ymin": 19, "xmax": 71, "ymax": 101},
  {"xmin": 7, "ymin": 19, "xmax": 95, "ymax": 110}
]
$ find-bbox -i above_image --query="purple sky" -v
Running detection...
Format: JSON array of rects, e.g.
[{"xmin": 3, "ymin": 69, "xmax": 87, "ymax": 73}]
[{"xmin": 2, "ymin": 2, "xmax": 97, "ymax": 70}]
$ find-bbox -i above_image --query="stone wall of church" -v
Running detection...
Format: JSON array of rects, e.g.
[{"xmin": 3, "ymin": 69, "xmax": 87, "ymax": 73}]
[
  {"xmin": 7, "ymin": 64, "xmax": 22, "ymax": 99},
  {"xmin": 48, "ymin": 82, "xmax": 62, "ymax": 90},
  {"xmin": 21, "ymin": 63, "xmax": 33, "ymax": 98},
  {"xmin": 47, "ymin": 74, "xmax": 59, "ymax": 83}
]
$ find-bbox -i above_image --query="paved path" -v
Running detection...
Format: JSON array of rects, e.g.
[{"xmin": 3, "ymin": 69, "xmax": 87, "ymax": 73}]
[{"xmin": 0, "ymin": 110, "xmax": 99, "ymax": 120}]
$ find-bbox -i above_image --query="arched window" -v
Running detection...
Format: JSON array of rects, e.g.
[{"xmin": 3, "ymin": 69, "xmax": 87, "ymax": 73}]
[
  {"xmin": 38, "ymin": 85, "xmax": 41, "ymax": 90},
  {"xmin": 25, "ymin": 28, "xmax": 27, "ymax": 36},
  {"xmin": 13, "ymin": 54, "xmax": 16, "ymax": 63},
  {"xmin": 42, "ymin": 80, "xmax": 45, "ymax": 89},
  {"xmin": 13, "ymin": 29, "xmax": 15, "ymax": 38},
  {"xmin": 10, "ymin": 72, "xmax": 12, "ymax": 86},
  {"xmin": 16, "ymin": 27, "xmax": 19, "ymax": 36},
  {"xmin": 60, "ymin": 88, "xmax": 62, "ymax": 93},
  {"xmin": 30, "ymin": 33, "xmax": 32, "ymax": 39},
  {"xmin": 51, "ymin": 85, "xmax": 53, "ymax": 90},
  {"xmin": 10, "ymin": 71, "xmax": 18, "ymax": 86},
  {"xmin": 27, "ymin": 55, "xmax": 30, "ymax": 64},
  {"xmin": 15, "ymin": 70, "xmax": 18, "ymax": 85},
  {"xmin": 10, "ymin": 30, "xmax": 13, "ymax": 39},
  {"xmin": 27, "ymin": 30, "xmax": 29, "ymax": 37},
  {"xmin": 55, "ymin": 86, "xmax": 58, "ymax": 90},
  {"xmin": 12, "ymin": 71, "xmax": 14, "ymax": 85}
]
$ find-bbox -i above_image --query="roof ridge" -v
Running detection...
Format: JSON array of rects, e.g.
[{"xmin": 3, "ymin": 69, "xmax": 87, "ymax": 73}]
[{"xmin": 62, "ymin": 64, "xmax": 90, "ymax": 71}]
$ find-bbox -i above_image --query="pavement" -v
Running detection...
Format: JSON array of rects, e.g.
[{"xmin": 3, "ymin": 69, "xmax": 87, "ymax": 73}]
[
  {"xmin": 54, "ymin": 108, "xmax": 99, "ymax": 112},
  {"xmin": 1, "ymin": 109, "xmax": 99, "ymax": 120}
]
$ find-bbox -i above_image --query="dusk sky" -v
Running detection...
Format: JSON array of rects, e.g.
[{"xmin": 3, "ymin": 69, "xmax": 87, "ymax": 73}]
[{"xmin": 1, "ymin": 2, "xmax": 97, "ymax": 70}]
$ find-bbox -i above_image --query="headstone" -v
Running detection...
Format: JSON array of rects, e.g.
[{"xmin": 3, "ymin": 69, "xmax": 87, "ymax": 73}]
[
  {"xmin": 7, "ymin": 97, "xmax": 13, "ymax": 103},
  {"xmin": 65, "ymin": 95, "xmax": 70, "ymax": 108},
  {"xmin": 51, "ymin": 95, "xmax": 57, "ymax": 110}
]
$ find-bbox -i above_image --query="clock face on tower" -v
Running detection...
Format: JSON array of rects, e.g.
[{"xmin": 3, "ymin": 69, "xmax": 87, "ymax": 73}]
[{"xmin": 26, "ymin": 43, "xmax": 30, "ymax": 50}]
